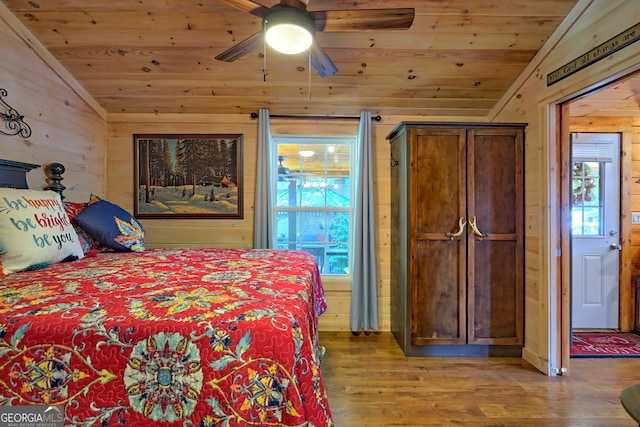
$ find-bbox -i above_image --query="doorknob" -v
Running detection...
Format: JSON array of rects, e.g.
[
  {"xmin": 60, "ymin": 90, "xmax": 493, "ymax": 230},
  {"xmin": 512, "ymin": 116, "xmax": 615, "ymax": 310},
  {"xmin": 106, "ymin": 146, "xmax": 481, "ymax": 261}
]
[{"xmin": 610, "ymin": 243, "xmax": 622, "ymax": 251}]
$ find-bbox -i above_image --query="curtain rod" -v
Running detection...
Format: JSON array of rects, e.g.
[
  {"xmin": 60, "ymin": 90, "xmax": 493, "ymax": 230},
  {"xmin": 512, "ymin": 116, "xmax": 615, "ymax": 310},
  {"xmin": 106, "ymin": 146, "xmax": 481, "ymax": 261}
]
[{"xmin": 250, "ymin": 112, "xmax": 381, "ymax": 122}]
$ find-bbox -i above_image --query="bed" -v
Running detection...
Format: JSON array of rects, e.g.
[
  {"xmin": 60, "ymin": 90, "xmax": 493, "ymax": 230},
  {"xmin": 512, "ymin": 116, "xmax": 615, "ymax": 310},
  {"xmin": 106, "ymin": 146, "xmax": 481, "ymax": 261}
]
[{"xmin": 0, "ymin": 160, "xmax": 333, "ymax": 426}]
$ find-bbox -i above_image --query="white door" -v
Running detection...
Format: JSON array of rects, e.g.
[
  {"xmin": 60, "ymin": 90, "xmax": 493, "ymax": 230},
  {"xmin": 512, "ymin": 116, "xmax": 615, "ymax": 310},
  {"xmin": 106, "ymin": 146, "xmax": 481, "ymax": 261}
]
[{"xmin": 571, "ymin": 133, "xmax": 620, "ymax": 329}]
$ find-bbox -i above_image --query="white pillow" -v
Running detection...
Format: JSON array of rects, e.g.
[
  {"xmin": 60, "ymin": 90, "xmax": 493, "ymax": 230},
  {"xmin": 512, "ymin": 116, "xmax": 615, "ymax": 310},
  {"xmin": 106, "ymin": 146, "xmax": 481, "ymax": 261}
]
[{"xmin": 0, "ymin": 189, "xmax": 84, "ymax": 275}]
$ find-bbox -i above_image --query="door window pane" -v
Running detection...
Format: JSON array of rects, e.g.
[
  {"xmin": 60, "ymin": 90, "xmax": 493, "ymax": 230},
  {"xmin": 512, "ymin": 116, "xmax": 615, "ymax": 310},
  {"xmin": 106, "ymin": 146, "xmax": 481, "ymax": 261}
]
[{"xmin": 571, "ymin": 161, "xmax": 602, "ymax": 236}]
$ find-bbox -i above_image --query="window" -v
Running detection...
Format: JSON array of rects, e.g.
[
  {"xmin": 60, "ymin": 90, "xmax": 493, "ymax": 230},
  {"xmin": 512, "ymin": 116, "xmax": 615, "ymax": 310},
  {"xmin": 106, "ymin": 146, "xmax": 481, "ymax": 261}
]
[
  {"xmin": 571, "ymin": 161, "xmax": 602, "ymax": 236},
  {"xmin": 273, "ymin": 135, "xmax": 355, "ymax": 275}
]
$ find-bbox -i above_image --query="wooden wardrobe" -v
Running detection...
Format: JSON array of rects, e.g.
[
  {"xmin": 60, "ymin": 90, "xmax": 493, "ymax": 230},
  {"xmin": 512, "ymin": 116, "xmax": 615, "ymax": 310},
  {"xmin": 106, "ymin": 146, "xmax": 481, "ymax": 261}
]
[{"xmin": 387, "ymin": 122, "xmax": 525, "ymax": 357}]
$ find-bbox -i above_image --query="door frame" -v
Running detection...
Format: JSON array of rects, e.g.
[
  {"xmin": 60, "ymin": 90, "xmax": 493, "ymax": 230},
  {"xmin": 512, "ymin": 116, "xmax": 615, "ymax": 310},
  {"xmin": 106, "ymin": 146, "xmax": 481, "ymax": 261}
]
[{"xmin": 553, "ymin": 79, "xmax": 635, "ymax": 374}]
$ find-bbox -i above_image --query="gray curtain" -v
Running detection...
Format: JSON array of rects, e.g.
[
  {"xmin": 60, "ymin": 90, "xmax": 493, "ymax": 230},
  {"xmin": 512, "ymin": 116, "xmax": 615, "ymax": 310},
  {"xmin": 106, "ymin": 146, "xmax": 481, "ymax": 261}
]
[
  {"xmin": 350, "ymin": 110, "xmax": 379, "ymax": 332},
  {"xmin": 253, "ymin": 108, "xmax": 274, "ymax": 249}
]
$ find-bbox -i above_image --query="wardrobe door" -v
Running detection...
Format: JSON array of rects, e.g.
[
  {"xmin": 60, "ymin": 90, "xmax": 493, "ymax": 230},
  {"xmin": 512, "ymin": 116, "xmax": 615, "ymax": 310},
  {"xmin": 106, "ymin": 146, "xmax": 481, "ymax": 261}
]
[
  {"xmin": 467, "ymin": 129, "xmax": 524, "ymax": 345},
  {"xmin": 411, "ymin": 129, "xmax": 467, "ymax": 345}
]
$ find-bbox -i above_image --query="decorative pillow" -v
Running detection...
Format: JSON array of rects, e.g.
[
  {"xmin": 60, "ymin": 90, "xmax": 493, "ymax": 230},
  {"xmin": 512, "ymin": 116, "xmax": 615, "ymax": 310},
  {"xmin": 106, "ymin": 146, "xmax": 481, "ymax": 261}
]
[
  {"xmin": 0, "ymin": 189, "xmax": 84, "ymax": 275},
  {"xmin": 75, "ymin": 195, "xmax": 145, "ymax": 252},
  {"xmin": 63, "ymin": 201, "xmax": 112, "ymax": 253},
  {"xmin": 62, "ymin": 201, "xmax": 90, "ymax": 252},
  {"xmin": 62, "ymin": 200, "xmax": 86, "ymax": 223}
]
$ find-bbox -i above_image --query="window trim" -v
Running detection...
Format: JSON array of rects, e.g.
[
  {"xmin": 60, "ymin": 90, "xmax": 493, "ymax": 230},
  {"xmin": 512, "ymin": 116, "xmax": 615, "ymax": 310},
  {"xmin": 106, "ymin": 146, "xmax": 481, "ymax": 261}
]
[{"xmin": 271, "ymin": 134, "xmax": 356, "ymax": 276}]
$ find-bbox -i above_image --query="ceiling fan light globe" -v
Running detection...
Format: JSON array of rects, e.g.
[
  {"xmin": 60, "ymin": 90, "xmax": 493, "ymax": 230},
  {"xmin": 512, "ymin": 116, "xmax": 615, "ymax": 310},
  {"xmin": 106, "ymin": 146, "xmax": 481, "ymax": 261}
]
[
  {"xmin": 264, "ymin": 5, "xmax": 315, "ymax": 55},
  {"xmin": 266, "ymin": 24, "xmax": 313, "ymax": 54}
]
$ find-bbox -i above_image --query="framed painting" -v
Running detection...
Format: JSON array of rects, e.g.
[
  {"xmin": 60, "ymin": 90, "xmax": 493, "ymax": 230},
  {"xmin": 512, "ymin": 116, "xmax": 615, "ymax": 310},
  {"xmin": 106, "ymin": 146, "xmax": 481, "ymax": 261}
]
[{"xmin": 134, "ymin": 134, "xmax": 243, "ymax": 219}]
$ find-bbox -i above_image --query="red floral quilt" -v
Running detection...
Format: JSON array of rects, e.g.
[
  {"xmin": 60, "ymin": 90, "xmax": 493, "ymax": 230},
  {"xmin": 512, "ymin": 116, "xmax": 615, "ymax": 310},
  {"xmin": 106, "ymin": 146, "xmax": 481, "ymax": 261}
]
[{"xmin": 0, "ymin": 248, "xmax": 332, "ymax": 426}]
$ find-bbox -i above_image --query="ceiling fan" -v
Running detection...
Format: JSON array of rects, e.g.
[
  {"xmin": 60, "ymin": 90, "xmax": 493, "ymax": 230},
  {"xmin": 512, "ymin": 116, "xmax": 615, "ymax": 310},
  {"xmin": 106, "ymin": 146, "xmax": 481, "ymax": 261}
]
[{"xmin": 215, "ymin": 0, "xmax": 415, "ymax": 78}]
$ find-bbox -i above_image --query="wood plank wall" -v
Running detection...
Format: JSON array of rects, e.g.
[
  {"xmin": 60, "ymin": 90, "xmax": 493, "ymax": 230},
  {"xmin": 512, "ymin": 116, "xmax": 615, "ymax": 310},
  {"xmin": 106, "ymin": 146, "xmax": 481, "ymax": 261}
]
[
  {"xmin": 491, "ymin": 0, "xmax": 640, "ymax": 374},
  {"xmin": 0, "ymin": 4, "xmax": 106, "ymax": 200}
]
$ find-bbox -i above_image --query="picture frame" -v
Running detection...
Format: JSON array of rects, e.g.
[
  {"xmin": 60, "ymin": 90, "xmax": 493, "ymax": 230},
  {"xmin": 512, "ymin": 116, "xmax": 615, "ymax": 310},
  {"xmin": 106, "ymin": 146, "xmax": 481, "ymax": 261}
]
[{"xmin": 134, "ymin": 134, "xmax": 243, "ymax": 219}]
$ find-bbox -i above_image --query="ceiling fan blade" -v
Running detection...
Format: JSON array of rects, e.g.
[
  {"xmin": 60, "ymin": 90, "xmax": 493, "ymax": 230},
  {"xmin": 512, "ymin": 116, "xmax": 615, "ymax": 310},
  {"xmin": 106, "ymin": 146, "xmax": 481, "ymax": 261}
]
[
  {"xmin": 279, "ymin": 0, "xmax": 308, "ymax": 9},
  {"xmin": 216, "ymin": 0, "xmax": 269, "ymax": 17},
  {"xmin": 215, "ymin": 31, "xmax": 264, "ymax": 62},
  {"xmin": 309, "ymin": 42, "xmax": 338, "ymax": 78},
  {"xmin": 311, "ymin": 8, "xmax": 415, "ymax": 32}
]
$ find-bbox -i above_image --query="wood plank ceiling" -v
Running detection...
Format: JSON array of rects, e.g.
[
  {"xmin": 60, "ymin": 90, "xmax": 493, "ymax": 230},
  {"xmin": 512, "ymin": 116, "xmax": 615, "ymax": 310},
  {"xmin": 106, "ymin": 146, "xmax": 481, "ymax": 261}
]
[
  {"xmin": 570, "ymin": 75, "xmax": 640, "ymax": 117},
  {"xmin": 2, "ymin": 0, "xmax": 582, "ymax": 117}
]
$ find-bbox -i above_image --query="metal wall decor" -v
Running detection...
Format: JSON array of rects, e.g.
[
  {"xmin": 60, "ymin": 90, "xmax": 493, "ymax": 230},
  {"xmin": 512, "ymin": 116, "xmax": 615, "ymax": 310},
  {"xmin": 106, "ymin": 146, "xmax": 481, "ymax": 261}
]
[{"xmin": 0, "ymin": 88, "xmax": 32, "ymax": 138}]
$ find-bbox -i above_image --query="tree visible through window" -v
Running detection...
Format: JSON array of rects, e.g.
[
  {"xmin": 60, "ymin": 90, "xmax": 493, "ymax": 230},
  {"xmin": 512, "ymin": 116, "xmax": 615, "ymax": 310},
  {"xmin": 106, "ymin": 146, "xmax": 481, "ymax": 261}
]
[
  {"xmin": 571, "ymin": 161, "xmax": 602, "ymax": 236},
  {"xmin": 273, "ymin": 136, "xmax": 355, "ymax": 275}
]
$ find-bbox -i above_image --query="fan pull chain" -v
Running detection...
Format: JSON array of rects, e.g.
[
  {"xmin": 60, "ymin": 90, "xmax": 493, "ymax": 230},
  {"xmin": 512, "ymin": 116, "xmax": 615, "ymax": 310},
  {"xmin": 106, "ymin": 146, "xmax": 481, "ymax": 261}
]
[{"xmin": 263, "ymin": 20, "xmax": 267, "ymax": 82}]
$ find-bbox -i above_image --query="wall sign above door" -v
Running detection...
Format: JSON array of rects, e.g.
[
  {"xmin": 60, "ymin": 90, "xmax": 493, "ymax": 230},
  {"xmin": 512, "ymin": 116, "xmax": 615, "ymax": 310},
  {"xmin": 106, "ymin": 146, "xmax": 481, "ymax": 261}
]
[{"xmin": 547, "ymin": 22, "xmax": 640, "ymax": 86}]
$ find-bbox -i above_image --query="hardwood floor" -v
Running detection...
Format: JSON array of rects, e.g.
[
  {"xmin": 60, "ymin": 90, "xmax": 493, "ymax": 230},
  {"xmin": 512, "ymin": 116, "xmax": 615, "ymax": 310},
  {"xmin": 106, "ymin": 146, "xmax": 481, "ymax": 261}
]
[{"xmin": 319, "ymin": 331, "xmax": 640, "ymax": 426}]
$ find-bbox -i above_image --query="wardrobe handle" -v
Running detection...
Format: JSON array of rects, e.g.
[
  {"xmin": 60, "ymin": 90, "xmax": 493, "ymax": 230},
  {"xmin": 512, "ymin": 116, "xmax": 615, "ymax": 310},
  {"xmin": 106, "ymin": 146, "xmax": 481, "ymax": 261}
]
[
  {"xmin": 446, "ymin": 217, "xmax": 467, "ymax": 240},
  {"xmin": 469, "ymin": 216, "xmax": 488, "ymax": 239}
]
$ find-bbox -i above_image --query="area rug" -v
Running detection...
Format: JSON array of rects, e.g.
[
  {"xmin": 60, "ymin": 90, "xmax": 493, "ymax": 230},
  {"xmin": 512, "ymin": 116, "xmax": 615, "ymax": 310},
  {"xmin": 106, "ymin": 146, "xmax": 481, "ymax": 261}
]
[{"xmin": 571, "ymin": 333, "xmax": 640, "ymax": 357}]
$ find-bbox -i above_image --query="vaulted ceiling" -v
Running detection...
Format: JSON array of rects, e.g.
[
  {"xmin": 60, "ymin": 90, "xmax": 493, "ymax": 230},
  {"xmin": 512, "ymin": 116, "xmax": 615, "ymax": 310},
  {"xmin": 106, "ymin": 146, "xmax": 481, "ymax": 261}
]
[{"xmin": 2, "ymin": 0, "xmax": 587, "ymax": 117}]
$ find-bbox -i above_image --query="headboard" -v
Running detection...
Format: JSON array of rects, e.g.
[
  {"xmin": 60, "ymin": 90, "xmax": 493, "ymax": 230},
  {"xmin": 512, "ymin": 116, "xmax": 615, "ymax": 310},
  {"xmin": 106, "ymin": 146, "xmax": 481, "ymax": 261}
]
[
  {"xmin": 0, "ymin": 159, "xmax": 40, "ymax": 189},
  {"xmin": 0, "ymin": 160, "xmax": 65, "ymax": 197}
]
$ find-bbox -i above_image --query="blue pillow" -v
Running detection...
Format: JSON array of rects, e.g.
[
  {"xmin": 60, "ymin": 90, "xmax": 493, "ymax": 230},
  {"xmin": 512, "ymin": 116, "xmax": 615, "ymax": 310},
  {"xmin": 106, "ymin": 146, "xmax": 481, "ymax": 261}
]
[{"xmin": 75, "ymin": 196, "xmax": 145, "ymax": 252}]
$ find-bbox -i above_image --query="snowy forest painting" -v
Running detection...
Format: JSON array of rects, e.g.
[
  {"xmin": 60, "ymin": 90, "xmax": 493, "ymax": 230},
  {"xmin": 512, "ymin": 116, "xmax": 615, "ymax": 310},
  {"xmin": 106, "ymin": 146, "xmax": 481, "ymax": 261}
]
[{"xmin": 134, "ymin": 134, "xmax": 243, "ymax": 218}]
